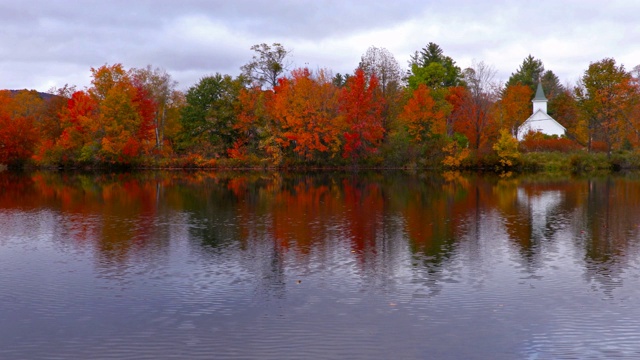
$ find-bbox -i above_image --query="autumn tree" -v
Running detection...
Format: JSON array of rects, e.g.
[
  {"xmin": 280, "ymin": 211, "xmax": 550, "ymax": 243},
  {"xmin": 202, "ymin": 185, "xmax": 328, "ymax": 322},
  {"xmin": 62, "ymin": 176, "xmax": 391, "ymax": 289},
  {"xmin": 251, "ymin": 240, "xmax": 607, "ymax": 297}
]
[
  {"xmin": 359, "ymin": 46, "xmax": 403, "ymax": 96},
  {"xmin": 553, "ymin": 89, "xmax": 584, "ymax": 144},
  {"xmin": 131, "ymin": 66, "xmax": 181, "ymax": 153},
  {"xmin": 493, "ymin": 128, "xmax": 520, "ymax": 168},
  {"xmin": 496, "ymin": 84, "xmax": 533, "ymax": 136},
  {"xmin": 233, "ymin": 86, "xmax": 274, "ymax": 161},
  {"xmin": 408, "ymin": 42, "xmax": 464, "ymax": 90},
  {"xmin": 39, "ymin": 85, "xmax": 75, "ymax": 144},
  {"xmin": 5, "ymin": 89, "xmax": 45, "ymax": 120},
  {"xmin": 55, "ymin": 90, "xmax": 100, "ymax": 163},
  {"xmin": 0, "ymin": 90, "xmax": 39, "ymax": 166},
  {"xmin": 398, "ymin": 84, "xmax": 446, "ymax": 143},
  {"xmin": 359, "ymin": 46, "xmax": 404, "ymax": 137},
  {"xmin": 91, "ymin": 64, "xmax": 156, "ymax": 163},
  {"xmin": 575, "ymin": 58, "xmax": 638, "ymax": 153},
  {"xmin": 339, "ymin": 68, "xmax": 385, "ymax": 160},
  {"xmin": 30, "ymin": 86, "xmax": 75, "ymax": 164},
  {"xmin": 448, "ymin": 61, "xmax": 498, "ymax": 152},
  {"xmin": 269, "ymin": 68, "xmax": 341, "ymax": 162},
  {"xmin": 506, "ymin": 55, "xmax": 564, "ymax": 117},
  {"xmin": 42, "ymin": 63, "xmax": 159, "ymax": 165},
  {"xmin": 241, "ymin": 43, "xmax": 292, "ymax": 89}
]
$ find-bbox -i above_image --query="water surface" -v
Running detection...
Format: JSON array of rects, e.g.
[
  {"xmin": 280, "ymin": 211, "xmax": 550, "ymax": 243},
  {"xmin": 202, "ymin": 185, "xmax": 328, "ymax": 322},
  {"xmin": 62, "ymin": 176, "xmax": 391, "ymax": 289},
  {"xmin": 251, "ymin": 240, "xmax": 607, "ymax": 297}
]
[{"xmin": 2, "ymin": 171, "xmax": 640, "ymax": 359}]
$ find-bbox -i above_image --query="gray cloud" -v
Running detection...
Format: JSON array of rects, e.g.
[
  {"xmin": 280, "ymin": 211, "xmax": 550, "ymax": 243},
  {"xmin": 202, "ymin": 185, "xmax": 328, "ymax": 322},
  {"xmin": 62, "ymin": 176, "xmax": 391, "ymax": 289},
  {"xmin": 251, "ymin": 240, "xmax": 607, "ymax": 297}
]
[{"xmin": 2, "ymin": 0, "xmax": 640, "ymax": 92}]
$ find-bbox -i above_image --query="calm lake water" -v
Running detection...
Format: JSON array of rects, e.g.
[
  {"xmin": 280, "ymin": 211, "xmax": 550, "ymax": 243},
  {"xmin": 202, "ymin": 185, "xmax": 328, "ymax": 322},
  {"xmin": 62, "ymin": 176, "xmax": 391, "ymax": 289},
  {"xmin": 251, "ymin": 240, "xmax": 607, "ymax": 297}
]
[{"xmin": 3, "ymin": 170, "xmax": 640, "ymax": 359}]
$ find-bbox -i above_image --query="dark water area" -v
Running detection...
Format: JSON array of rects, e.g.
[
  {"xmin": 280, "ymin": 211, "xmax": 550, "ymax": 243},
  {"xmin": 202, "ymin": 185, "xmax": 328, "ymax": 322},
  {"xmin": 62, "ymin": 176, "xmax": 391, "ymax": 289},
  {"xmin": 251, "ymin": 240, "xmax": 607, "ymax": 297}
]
[{"xmin": 2, "ymin": 170, "xmax": 640, "ymax": 359}]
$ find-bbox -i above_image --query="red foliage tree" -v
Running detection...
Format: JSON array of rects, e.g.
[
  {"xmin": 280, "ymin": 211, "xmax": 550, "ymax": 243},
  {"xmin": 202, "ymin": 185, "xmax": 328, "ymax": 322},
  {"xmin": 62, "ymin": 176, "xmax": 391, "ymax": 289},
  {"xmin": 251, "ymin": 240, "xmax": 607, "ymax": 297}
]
[
  {"xmin": 0, "ymin": 90, "xmax": 40, "ymax": 165},
  {"xmin": 498, "ymin": 84, "xmax": 533, "ymax": 136},
  {"xmin": 339, "ymin": 68, "xmax": 385, "ymax": 160},
  {"xmin": 446, "ymin": 86, "xmax": 497, "ymax": 152},
  {"xmin": 56, "ymin": 90, "xmax": 100, "ymax": 163}
]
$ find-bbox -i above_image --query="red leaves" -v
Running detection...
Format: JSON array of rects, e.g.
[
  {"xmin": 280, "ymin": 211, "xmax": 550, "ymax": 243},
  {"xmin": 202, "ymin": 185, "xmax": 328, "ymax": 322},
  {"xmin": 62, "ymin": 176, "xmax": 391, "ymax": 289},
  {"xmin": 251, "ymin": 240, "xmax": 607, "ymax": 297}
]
[
  {"xmin": 446, "ymin": 86, "xmax": 497, "ymax": 152},
  {"xmin": 236, "ymin": 67, "xmax": 386, "ymax": 163},
  {"xmin": 342, "ymin": 132, "xmax": 363, "ymax": 158},
  {"xmin": 0, "ymin": 113, "xmax": 38, "ymax": 165},
  {"xmin": 520, "ymin": 132, "xmax": 581, "ymax": 152},
  {"xmin": 0, "ymin": 90, "xmax": 40, "ymax": 165},
  {"xmin": 339, "ymin": 69, "xmax": 385, "ymax": 159},
  {"xmin": 50, "ymin": 64, "xmax": 161, "ymax": 164}
]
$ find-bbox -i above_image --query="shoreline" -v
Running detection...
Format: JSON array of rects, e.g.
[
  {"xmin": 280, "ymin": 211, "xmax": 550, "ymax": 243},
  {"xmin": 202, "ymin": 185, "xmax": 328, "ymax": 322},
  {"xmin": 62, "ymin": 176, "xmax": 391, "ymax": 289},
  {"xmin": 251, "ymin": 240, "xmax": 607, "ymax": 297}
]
[{"xmin": 5, "ymin": 150, "xmax": 640, "ymax": 175}]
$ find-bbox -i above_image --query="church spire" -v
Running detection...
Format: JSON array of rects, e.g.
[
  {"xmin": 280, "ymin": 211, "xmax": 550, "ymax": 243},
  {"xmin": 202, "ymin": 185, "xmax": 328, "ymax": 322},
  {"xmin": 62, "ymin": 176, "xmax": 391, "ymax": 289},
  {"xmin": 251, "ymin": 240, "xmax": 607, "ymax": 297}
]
[
  {"xmin": 534, "ymin": 81, "xmax": 546, "ymax": 101},
  {"xmin": 532, "ymin": 81, "xmax": 548, "ymax": 114}
]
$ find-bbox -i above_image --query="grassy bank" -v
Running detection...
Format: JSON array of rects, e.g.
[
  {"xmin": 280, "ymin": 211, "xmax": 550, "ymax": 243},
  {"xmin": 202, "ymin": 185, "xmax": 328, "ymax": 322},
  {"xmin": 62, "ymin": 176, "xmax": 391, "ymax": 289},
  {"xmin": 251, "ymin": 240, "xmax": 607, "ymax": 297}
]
[
  {"xmin": 519, "ymin": 151, "xmax": 640, "ymax": 174},
  {"xmin": 7, "ymin": 150, "xmax": 640, "ymax": 174}
]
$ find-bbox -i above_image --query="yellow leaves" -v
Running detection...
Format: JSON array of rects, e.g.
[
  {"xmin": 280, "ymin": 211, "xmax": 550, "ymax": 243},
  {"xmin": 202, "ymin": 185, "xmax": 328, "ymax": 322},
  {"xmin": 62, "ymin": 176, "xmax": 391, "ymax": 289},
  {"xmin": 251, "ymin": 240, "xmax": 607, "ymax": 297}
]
[
  {"xmin": 442, "ymin": 141, "xmax": 470, "ymax": 168},
  {"xmin": 493, "ymin": 129, "xmax": 520, "ymax": 168}
]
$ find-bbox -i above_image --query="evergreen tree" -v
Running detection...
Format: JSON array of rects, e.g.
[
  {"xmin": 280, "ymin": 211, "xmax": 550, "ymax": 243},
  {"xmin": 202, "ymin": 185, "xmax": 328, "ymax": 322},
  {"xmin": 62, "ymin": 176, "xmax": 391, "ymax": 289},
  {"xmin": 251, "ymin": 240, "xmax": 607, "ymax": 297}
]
[{"xmin": 407, "ymin": 42, "xmax": 464, "ymax": 89}]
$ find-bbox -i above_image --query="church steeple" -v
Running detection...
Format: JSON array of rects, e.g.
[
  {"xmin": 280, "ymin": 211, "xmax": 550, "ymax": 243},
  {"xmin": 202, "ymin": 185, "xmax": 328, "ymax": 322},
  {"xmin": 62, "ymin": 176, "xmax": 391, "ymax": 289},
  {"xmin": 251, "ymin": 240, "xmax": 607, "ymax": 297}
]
[{"xmin": 532, "ymin": 81, "xmax": 547, "ymax": 114}]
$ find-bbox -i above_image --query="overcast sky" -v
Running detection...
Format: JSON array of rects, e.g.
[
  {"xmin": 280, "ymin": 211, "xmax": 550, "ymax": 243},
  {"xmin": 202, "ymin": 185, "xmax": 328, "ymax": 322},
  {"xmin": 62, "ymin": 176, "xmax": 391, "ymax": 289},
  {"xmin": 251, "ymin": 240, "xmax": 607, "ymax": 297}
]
[{"xmin": 3, "ymin": 0, "xmax": 640, "ymax": 92}]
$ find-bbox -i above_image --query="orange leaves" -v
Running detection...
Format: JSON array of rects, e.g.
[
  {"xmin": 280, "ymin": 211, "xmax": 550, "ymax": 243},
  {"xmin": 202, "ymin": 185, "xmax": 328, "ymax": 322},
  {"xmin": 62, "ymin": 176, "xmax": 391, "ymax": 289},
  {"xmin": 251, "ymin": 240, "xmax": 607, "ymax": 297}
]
[
  {"xmin": 498, "ymin": 84, "xmax": 532, "ymax": 135},
  {"xmin": 268, "ymin": 68, "xmax": 341, "ymax": 160},
  {"xmin": 227, "ymin": 139, "xmax": 248, "ymax": 160},
  {"xmin": 576, "ymin": 58, "xmax": 638, "ymax": 152},
  {"xmin": 46, "ymin": 64, "xmax": 161, "ymax": 165},
  {"xmin": 234, "ymin": 67, "xmax": 390, "ymax": 164},
  {"xmin": 399, "ymin": 84, "xmax": 446, "ymax": 143}
]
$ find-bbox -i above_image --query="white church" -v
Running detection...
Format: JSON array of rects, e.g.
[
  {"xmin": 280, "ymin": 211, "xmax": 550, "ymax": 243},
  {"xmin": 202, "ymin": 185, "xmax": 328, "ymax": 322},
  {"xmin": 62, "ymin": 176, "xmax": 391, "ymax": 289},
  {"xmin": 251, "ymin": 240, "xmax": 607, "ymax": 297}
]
[{"xmin": 516, "ymin": 82, "xmax": 566, "ymax": 140}]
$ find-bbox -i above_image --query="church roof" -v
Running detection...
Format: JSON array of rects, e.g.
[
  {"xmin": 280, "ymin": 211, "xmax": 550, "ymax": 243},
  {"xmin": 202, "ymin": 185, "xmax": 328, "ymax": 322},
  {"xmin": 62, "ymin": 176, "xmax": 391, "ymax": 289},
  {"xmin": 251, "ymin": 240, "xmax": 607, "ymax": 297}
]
[{"xmin": 533, "ymin": 82, "xmax": 546, "ymax": 101}]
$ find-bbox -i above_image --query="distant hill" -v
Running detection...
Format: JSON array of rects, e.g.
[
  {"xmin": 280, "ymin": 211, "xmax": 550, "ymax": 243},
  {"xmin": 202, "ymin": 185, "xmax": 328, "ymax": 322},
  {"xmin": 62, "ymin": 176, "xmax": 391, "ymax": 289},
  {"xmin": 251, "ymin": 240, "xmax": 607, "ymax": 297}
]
[{"xmin": 7, "ymin": 89, "xmax": 59, "ymax": 101}]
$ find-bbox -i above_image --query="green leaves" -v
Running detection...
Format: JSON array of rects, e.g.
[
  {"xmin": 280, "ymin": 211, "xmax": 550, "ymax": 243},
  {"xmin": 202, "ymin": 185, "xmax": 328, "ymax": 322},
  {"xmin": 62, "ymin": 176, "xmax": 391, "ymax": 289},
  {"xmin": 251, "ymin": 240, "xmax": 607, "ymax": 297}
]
[
  {"xmin": 180, "ymin": 74, "xmax": 245, "ymax": 155},
  {"xmin": 408, "ymin": 43, "xmax": 463, "ymax": 89}
]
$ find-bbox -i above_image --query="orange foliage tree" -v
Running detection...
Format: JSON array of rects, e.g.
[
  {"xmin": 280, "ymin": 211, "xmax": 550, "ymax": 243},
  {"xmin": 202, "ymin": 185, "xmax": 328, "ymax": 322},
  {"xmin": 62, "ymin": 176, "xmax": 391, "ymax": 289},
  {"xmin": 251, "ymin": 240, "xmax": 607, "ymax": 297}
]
[
  {"xmin": 497, "ymin": 84, "xmax": 533, "ymax": 136},
  {"xmin": 447, "ymin": 87, "xmax": 497, "ymax": 153},
  {"xmin": 90, "ymin": 64, "xmax": 156, "ymax": 163},
  {"xmin": 575, "ymin": 58, "xmax": 638, "ymax": 153},
  {"xmin": 552, "ymin": 89, "xmax": 584, "ymax": 144},
  {"xmin": 398, "ymin": 84, "xmax": 446, "ymax": 143},
  {"xmin": 32, "ymin": 86, "xmax": 75, "ymax": 164},
  {"xmin": 232, "ymin": 86, "xmax": 274, "ymax": 161},
  {"xmin": 269, "ymin": 68, "xmax": 341, "ymax": 161}
]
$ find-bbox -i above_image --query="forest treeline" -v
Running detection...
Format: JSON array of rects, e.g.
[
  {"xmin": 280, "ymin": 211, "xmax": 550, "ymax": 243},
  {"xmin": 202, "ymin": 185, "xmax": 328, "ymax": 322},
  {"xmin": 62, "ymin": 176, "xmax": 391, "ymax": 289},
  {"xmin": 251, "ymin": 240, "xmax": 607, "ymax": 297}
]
[{"xmin": 2, "ymin": 42, "xmax": 640, "ymax": 169}]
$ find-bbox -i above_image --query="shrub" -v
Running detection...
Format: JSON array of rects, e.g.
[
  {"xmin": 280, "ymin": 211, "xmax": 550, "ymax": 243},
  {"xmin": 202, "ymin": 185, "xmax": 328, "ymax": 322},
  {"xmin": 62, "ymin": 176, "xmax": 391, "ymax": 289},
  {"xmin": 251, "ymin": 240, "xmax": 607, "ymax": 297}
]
[
  {"xmin": 520, "ymin": 132, "xmax": 581, "ymax": 152},
  {"xmin": 493, "ymin": 129, "xmax": 520, "ymax": 168}
]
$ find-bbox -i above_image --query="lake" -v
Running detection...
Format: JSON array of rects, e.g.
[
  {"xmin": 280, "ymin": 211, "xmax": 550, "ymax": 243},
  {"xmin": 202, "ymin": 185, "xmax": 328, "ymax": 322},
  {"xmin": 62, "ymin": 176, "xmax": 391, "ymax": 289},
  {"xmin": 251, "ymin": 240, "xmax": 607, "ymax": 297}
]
[{"xmin": 2, "ymin": 170, "xmax": 640, "ymax": 359}]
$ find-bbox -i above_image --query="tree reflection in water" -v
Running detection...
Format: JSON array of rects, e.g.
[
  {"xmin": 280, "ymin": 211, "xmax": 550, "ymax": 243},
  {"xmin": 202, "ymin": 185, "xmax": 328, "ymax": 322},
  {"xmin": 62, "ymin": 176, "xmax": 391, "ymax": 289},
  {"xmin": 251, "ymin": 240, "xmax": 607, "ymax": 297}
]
[{"xmin": 5, "ymin": 171, "xmax": 640, "ymax": 358}]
